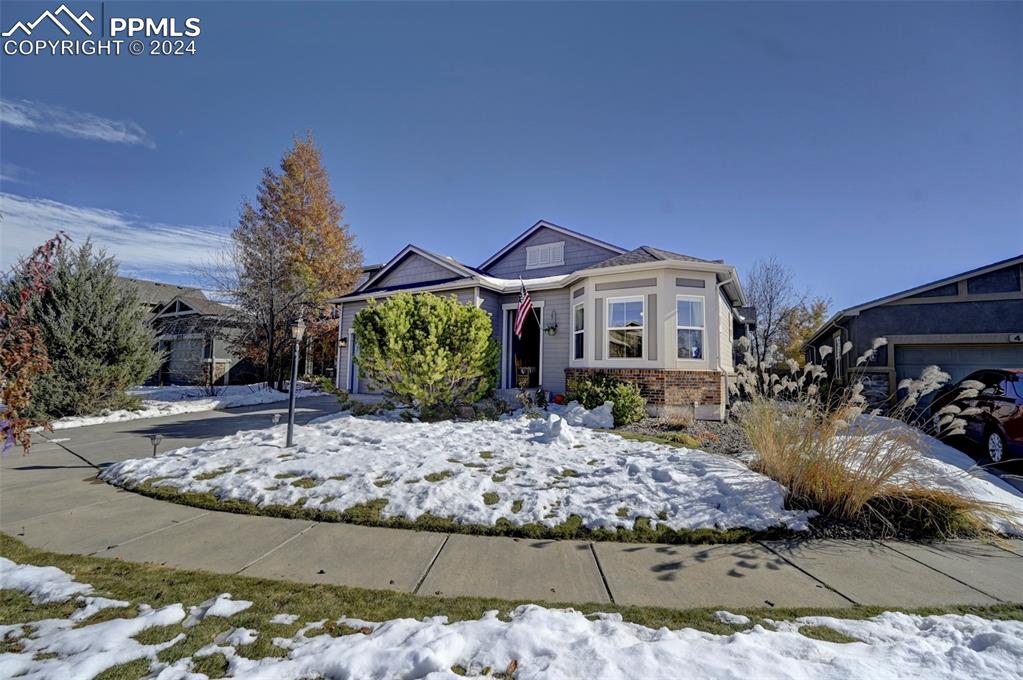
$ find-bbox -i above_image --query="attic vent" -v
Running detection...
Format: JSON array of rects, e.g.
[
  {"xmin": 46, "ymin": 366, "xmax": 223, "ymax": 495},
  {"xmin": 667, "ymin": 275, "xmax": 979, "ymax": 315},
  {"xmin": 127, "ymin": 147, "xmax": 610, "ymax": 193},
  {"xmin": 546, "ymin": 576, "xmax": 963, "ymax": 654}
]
[{"xmin": 526, "ymin": 241, "xmax": 565, "ymax": 269}]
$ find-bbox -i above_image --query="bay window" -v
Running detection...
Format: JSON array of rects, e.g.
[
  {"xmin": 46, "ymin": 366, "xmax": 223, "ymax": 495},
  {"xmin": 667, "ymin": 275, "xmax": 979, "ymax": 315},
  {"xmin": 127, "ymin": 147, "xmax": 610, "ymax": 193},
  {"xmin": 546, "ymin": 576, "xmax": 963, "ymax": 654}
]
[
  {"xmin": 676, "ymin": 296, "xmax": 704, "ymax": 360},
  {"xmin": 607, "ymin": 296, "xmax": 644, "ymax": 358},
  {"xmin": 573, "ymin": 302, "xmax": 585, "ymax": 360}
]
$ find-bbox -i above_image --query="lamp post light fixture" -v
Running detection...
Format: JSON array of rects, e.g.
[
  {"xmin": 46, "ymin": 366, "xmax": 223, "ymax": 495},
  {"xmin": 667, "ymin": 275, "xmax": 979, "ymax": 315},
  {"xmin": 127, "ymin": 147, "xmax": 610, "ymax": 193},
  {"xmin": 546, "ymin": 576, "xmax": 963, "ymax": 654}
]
[
  {"xmin": 286, "ymin": 317, "xmax": 306, "ymax": 448},
  {"xmin": 148, "ymin": 434, "xmax": 163, "ymax": 457}
]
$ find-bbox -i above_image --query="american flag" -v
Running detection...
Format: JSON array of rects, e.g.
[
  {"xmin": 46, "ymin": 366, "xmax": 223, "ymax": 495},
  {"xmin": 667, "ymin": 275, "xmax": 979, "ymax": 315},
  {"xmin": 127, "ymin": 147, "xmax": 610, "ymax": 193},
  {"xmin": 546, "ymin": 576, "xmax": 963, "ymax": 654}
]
[{"xmin": 514, "ymin": 279, "xmax": 531, "ymax": 338}]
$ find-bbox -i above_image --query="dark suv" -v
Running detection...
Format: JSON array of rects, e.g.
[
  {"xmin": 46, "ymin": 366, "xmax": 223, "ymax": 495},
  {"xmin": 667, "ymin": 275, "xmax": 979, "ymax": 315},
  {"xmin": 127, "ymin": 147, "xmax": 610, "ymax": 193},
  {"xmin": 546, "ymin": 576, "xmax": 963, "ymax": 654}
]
[{"xmin": 929, "ymin": 369, "xmax": 1023, "ymax": 463}]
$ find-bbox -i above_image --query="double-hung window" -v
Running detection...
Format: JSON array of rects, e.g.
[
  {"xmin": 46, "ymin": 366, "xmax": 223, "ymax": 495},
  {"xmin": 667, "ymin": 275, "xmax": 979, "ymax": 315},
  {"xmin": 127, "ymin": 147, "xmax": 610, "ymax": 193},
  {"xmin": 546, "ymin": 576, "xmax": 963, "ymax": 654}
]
[
  {"xmin": 676, "ymin": 296, "xmax": 704, "ymax": 360},
  {"xmin": 607, "ymin": 297, "xmax": 644, "ymax": 358},
  {"xmin": 573, "ymin": 303, "xmax": 585, "ymax": 360}
]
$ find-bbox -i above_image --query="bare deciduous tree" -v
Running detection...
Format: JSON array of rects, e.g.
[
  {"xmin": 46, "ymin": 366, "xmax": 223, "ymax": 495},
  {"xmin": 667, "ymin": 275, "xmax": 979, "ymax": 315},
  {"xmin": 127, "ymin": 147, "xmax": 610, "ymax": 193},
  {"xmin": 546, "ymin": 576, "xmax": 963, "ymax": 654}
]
[{"xmin": 744, "ymin": 256, "xmax": 796, "ymax": 367}]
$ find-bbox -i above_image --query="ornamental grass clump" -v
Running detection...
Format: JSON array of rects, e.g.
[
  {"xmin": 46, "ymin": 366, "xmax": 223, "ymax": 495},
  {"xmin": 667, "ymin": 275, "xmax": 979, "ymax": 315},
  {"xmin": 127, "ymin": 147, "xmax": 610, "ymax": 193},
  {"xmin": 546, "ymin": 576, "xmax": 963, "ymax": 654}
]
[{"xmin": 730, "ymin": 336, "xmax": 1001, "ymax": 537}]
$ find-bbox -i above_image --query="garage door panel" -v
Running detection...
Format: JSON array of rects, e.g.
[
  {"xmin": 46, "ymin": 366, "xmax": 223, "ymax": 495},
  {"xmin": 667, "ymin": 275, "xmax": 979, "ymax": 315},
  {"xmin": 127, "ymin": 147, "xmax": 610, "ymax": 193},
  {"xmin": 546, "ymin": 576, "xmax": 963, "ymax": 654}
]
[{"xmin": 895, "ymin": 345, "xmax": 1023, "ymax": 384}]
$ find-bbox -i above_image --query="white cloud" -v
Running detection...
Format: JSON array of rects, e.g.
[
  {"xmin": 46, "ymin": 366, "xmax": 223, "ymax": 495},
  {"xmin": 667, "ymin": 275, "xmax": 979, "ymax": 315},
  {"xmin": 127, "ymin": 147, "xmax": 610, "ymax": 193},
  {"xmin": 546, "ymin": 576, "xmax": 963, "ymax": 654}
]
[
  {"xmin": 0, "ymin": 192, "xmax": 229, "ymax": 281},
  {"xmin": 0, "ymin": 99, "xmax": 154, "ymax": 147}
]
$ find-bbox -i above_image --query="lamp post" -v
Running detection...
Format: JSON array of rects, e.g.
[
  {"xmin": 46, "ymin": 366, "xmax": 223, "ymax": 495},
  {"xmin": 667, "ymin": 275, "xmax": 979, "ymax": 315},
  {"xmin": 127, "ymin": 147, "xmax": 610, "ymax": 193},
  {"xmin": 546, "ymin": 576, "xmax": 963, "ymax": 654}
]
[{"xmin": 286, "ymin": 317, "xmax": 306, "ymax": 448}]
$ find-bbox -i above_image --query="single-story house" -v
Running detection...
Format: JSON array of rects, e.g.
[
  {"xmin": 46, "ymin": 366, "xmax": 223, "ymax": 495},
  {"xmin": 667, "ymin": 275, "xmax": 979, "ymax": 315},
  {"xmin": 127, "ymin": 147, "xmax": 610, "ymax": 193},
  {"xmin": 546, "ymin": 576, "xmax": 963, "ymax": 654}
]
[
  {"xmin": 117, "ymin": 277, "xmax": 252, "ymax": 386},
  {"xmin": 803, "ymin": 254, "xmax": 1023, "ymax": 401},
  {"xmin": 330, "ymin": 220, "xmax": 751, "ymax": 420}
]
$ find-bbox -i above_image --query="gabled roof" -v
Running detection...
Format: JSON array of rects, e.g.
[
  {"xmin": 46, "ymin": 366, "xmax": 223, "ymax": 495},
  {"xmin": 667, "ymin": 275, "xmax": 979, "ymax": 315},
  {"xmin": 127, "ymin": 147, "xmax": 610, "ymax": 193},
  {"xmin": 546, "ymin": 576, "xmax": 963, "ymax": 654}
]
[
  {"xmin": 357, "ymin": 245, "xmax": 477, "ymax": 293},
  {"xmin": 478, "ymin": 219, "xmax": 626, "ymax": 270},
  {"xmin": 804, "ymin": 253, "xmax": 1023, "ymax": 347},
  {"xmin": 153, "ymin": 293, "xmax": 232, "ymax": 317},
  {"xmin": 585, "ymin": 246, "xmax": 716, "ymax": 270},
  {"xmin": 117, "ymin": 276, "xmax": 201, "ymax": 307}
]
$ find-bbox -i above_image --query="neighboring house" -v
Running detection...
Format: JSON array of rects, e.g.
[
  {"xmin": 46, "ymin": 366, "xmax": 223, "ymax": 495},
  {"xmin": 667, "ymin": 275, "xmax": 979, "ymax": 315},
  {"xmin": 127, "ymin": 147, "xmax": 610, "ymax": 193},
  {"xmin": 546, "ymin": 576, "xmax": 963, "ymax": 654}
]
[
  {"xmin": 117, "ymin": 277, "xmax": 252, "ymax": 386},
  {"xmin": 330, "ymin": 220, "xmax": 751, "ymax": 420},
  {"xmin": 803, "ymin": 254, "xmax": 1023, "ymax": 402}
]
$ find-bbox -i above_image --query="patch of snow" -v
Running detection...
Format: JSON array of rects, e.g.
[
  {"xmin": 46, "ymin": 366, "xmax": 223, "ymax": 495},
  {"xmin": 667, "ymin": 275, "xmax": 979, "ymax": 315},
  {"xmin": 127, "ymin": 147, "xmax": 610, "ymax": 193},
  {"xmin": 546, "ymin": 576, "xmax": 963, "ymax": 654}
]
[
  {"xmin": 214, "ymin": 627, "xmax": 258, "ymax": 646},
  {"xmin": 3, "ymin": 559, "xmax": 1023, "ymax": 680},
  {"xmin": 714, "ymin": 610, "xmax": 751, "ymax": 625},
  {"xmin": 102, "ymin": 412, "xmax": 812, "ymax": 532},
  {"xmin": 847, "ymin": 417, "xmax": 1023, "ymax": 535},
  {"xmin": 270, "ymin": 613, "xmax": 299, "ymax": 625},
  {"xmin": 41, "ymin": 383, "xmax": 323, "ymax": 431},
  {"xmin": 0, "ymin": 556, "xmax": 93, "ymax": 603},
  {"xmin": 183, "ymin": 593, "xmax": 253, "ymax": 627}
]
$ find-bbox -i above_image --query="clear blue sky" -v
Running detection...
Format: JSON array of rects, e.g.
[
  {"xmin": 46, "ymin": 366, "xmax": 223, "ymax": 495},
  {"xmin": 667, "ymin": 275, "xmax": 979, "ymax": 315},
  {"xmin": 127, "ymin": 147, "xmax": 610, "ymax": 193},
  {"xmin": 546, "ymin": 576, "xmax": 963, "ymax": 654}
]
[{"xmin": 1, "ymin": 1, "xmax": 1020, "ymax": 310}]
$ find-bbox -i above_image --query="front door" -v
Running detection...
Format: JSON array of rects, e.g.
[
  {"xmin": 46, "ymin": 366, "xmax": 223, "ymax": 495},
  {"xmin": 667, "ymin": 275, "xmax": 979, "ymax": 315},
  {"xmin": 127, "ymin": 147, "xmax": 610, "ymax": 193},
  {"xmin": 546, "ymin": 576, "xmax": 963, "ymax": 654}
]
[{"xmin": 506, "ymin": 307, "xmax": 541, "ymax": 389}]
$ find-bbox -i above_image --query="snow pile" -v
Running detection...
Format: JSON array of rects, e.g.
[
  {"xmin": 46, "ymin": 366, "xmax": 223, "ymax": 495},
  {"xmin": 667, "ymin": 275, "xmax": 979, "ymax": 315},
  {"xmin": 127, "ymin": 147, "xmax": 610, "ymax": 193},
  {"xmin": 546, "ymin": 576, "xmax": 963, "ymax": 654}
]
[
  {"xmin": 530, "ymin": 413, "xmax": 577, "ymax": 446},
  {"xmin": 270, "ymin": 613, "xmax": 299, "ymax": 625},
  {"xmin": 3, "ymin": 559, "xmax": 1023, "ymax": 680},
  {"xmin": 102, "ymin": 412, "xmax": 812, "ymax": 532},
  {"xmin": 183, "ymin": 593, "xmax": 253, "ymax": 627},
  {"xmin": 552, "ymin": 400, "xmax": 615, "ymax": 429},
  {"xmin": 42, "ymin": 383, "xmax": 323, "ymax": 430}
]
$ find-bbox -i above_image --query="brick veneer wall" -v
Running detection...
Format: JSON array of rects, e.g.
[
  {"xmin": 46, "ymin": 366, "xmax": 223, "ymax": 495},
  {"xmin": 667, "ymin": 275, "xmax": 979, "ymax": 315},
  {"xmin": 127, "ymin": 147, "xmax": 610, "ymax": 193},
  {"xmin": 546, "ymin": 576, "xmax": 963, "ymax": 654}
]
[{"xmin": 564, "ymin": 368, "xmax": 725, "ymax": 407}]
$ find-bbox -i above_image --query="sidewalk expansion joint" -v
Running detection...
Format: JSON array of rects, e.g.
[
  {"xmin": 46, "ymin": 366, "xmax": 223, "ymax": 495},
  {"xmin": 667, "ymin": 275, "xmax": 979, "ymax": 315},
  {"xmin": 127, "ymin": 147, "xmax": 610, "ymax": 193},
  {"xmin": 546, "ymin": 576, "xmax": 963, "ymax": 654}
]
[
  {"xmin": 413, "ymin": 534, "xmax": 450, "ymax": 595},
  {"xmin": 234, "ymin": 522, "xmax": 318, "ymax": 575},
  {"xmin": 588, "ymin": 543, "xmax": 616, "ymax": 604},
  {"xmin": 756, "ymin": 541, "xmax": 860, "ymax": 606},
  {"xmin": 880, "ymin": 541, "xmax": 1004, "ymax": 603},
  {"xmin": 89, "ymin": 511, "xmax": 211, "ymax": 555}
]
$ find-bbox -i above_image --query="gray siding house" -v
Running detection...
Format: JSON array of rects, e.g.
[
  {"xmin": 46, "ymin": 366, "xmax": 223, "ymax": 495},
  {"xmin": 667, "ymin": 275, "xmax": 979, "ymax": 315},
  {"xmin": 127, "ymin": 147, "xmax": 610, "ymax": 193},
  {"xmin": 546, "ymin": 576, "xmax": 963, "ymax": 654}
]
[
  {"xmin": 330, "ymin": 220, "xmax": 750, "ymax": 420},
  {"xmin": 118, "ymin": 277, "xmax": 250, "ymax": 385},
  {"xmin": 803, "ymin": 254, "xmax": 1023, "ymax": 399}
]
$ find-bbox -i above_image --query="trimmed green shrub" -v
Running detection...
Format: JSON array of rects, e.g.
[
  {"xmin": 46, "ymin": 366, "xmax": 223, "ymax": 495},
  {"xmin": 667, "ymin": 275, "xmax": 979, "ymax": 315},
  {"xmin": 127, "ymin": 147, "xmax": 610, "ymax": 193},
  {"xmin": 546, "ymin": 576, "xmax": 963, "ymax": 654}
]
[
  {"xmin": 566, "ymin": 373, "xmax": 647, "ymax": 427},
  {"xmin": 353, "ymin": 292, "xmax": 499, "ymax": 414},
  {"xmin": 1, "ymin": 240, "xmax": 162, "ymax": 420}
]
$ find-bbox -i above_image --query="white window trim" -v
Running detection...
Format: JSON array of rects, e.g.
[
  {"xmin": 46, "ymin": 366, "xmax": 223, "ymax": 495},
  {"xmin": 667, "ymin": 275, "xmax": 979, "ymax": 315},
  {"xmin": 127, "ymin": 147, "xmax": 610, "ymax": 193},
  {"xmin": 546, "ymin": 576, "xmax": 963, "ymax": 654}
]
[
  {"xmin": 500, "ymin": 300, "xmax": 545, "ymax": 389},
  {"xmin": 572, "ymin": 302, "xmax": 585, "ymax": 360},
  {"xmin": 606, "ymin": 295, "xmax": 645, "ymax": 360},
  {"xmin": 676, "ymin": 294, "xmax": 705, "ymax": 362},
  {"xmin": 525, "ymin": 241, "xmax": 565, "ymax": 270}
]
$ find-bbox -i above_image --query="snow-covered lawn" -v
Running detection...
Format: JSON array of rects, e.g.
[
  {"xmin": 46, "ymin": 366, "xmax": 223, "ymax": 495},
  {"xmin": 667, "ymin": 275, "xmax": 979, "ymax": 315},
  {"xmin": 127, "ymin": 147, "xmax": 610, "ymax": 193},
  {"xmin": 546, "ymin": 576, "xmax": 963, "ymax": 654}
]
[
  {"xmin": 42, "ymin": 383, "xmax": 323, "ymax": 431},
  {"xmin": 2, "ymin": 556, "xmax": 1022, "ymax": 680},
  {"xmin": 101, "ymin": 411, "xmax": 813, "ymax": 533}
]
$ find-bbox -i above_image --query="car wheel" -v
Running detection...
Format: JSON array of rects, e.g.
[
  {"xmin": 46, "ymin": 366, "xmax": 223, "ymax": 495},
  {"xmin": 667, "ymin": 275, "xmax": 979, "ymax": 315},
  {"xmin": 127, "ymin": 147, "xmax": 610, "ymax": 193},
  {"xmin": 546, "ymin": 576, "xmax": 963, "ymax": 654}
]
[{"xmin": 986, "ymin": 430, "xmax": 1006, "ymax": 464}]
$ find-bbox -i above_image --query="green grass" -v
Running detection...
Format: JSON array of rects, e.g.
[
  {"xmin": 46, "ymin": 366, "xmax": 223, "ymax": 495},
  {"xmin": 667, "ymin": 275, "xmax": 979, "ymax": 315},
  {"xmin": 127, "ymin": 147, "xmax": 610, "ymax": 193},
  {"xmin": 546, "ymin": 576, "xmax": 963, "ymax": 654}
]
[
  {"xmin": 3, "ymin": 532, "xmax": 1021, "ymax": 675},
  {"xmin": 193, "ymin": 467, "xmax": 231, "ymax": 481},
  {"xmin": 291, "ymin": 477, "xmax": 320, "ymax": 489},
  {"xmin": 797, "ymin": 625, "xmax": 861, "ymax": 643},
  {"xmin": 328, "ymin": 474, "xmax": 350, "ymax": 481},
  {"xmin": 273, "ymin": 472, "xmax": 299, "ymax": 480},
  {"xmin": 608, "ymin": 430, "xmax": 703, "ymax": 449},
  {"xmin": 511, "ymin": 500, "xmax": 523, "ymax": 514},
  {"xmin": 483, "ymin": 492, "xmax": 500, "ymax": 506},
  {"xmin": 479, "ymin": 451, "xmax": 494, "ymax": 460},
  {"xmin": 114, "ymin": 480, "xmax": 790, "ymax": 545},
  {"xmin": 373, "ymin": 478, "xmax": 394, "ymax": 488},
  {"xmin": 424, "ymin": 470, "xmax": 454, "ymax": 483}
]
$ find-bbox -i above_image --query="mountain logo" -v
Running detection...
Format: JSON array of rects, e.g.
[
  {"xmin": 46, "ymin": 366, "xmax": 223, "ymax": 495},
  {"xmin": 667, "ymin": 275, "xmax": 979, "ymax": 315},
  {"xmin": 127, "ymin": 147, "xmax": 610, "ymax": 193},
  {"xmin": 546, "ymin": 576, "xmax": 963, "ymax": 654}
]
[{"xmin": 2, "ymin": 4, "xmax": 95, "ymax": 38}]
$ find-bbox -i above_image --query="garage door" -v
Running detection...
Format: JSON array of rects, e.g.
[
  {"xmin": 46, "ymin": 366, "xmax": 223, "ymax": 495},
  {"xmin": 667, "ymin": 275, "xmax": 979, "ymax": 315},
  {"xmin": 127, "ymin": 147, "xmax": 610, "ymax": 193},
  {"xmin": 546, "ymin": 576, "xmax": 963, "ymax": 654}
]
[{"xmin": 895, "ymin": 345, "xmax": 1023, "ymax": 385}]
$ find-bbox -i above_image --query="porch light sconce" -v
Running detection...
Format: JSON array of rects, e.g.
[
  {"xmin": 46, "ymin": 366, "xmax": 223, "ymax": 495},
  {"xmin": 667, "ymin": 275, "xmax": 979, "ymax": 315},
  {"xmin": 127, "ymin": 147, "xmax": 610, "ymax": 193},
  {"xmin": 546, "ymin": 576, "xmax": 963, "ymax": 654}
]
[
  {"xmin": 338, "ymin": 336, "xmax": 348, "ymax": 349},
  {"xmin": 544, "ymin": 310, "xmax": 558, "ymax": 336}
]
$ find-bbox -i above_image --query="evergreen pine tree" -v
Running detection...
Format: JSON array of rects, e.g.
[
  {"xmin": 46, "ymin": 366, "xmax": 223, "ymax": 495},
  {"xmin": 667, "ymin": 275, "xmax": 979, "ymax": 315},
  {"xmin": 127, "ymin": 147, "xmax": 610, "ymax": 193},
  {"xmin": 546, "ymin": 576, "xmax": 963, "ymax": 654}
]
[{"xmin": 5, "ymin": 240, "xmax": 162, "ymax": 419}]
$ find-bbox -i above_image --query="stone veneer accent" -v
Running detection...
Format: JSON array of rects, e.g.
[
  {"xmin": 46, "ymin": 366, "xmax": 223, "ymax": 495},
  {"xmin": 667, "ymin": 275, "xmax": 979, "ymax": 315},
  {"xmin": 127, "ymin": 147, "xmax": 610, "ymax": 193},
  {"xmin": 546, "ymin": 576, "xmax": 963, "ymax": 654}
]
[{"xmin": 564, "ymin": 368, "xmax": 726, "ymax": 420}]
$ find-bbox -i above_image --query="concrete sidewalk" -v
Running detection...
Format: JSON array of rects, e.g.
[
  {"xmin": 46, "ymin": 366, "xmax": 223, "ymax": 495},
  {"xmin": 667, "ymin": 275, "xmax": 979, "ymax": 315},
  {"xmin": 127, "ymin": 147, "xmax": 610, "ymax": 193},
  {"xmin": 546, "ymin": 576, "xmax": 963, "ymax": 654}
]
[{"xmin": 3, "ymin": 401, "xmax": 1022, "ymax": 610}]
